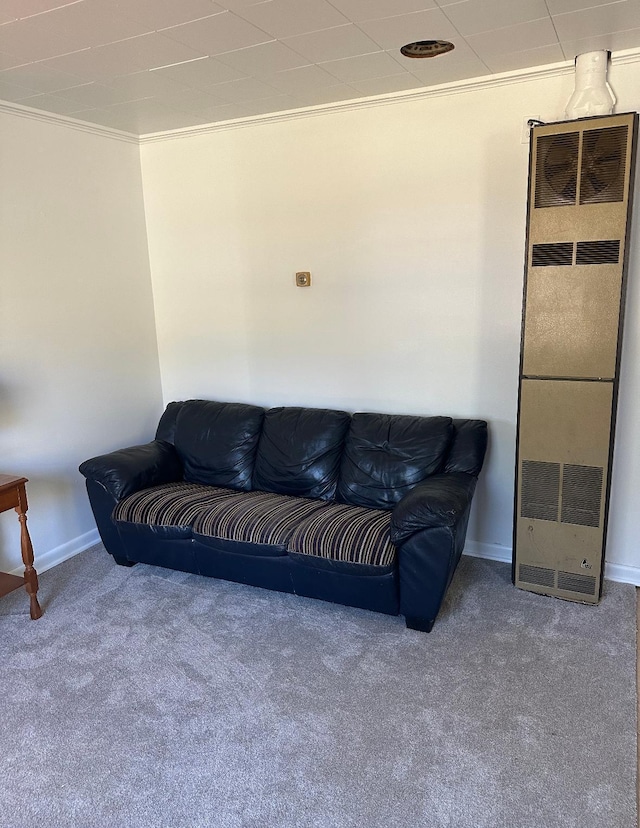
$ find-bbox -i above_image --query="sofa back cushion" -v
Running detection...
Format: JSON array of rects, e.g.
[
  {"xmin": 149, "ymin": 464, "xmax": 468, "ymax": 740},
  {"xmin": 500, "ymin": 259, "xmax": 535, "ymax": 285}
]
[
  {"xmin": 174, "ymin": 400, "xmax": 264, "ymax": 491},
  {"xmin": 155, "ymin": 401, "xmax": 183, "ymax": 444},
  {"xmin": 445, "ymin": 419, "xmax": 488, "ymax": 475},
  {"xmin": 337, "ymin": 413, "xmax": 453, "ymax": 510},
  {"xmin": 253, "ymin": 406, "xmax": 351, "ymax": 499}
]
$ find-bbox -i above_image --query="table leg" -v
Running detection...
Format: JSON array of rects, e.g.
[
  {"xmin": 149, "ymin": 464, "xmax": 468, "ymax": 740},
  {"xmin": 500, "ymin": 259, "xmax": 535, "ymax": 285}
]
[{"xmin": 15, "ymin": 486, "xmax": 42, "ymax": 620}]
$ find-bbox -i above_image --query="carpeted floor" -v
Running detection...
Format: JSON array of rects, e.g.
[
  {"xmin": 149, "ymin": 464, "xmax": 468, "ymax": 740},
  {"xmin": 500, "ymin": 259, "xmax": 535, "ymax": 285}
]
[{"xmin": 0, "ymin": 545, "xmax": 636, "ymax": 828}]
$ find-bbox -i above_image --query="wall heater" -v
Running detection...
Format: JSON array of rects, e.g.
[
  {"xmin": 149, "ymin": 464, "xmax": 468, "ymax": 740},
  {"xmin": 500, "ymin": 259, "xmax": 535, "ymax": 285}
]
[{"xmin": 513, "ymin": 112, "xmax": 638, "ymax": 603}]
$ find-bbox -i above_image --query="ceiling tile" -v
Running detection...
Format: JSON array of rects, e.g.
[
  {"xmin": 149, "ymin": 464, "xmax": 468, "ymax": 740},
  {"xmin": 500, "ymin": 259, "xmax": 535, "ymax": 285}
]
[
  {"xmin": 282, "ymin": 24, "xmax": 381, "ymax": 63},
  {"xmin": 103, "ymin": 70, "xmax": 193, "ymax": 98},
  {"xmin": 328, "ymin": 0, "xmax": 437, "ymax": 21},
  {"xmin": 96, "ymin": 32, "xmax": 206, "ymax": 71},
  {"xmin": 160, "ymin": 10, "xmax": 273, "ymax": 55},
  {"xmin": 51, "ymin": 81, "xmax": 145, "ymax": 107},
  {"xmin": 546, "ymin": 0, "xmax": 626, "ymax": 13},
  {"xmin": 553, "ymin": 1, "xmax": 640, "ymax": 41},
  {"xmin": 289, "ymin": 84, "xmax": 361, "ymax": 107},
  {"xmin": 0, "ymin": 15, "xmax": 86, "ymax": 61},
  {"xmin": 262, "ymin": 64, "xmax": 338, "ymax": 94},
  {"xmin": 42, "ymin": 0, "xmax": 154, "ymax": 50},
  {"xmin": 0, "ymin": 52, "xmax": 27, "ymax": 69},
  {"xmin": 18, "ymin": 91, "xmax": 89, "ymax": 114},
  {"xmin": 217, "ymin": 0, "xmax": 272, "ymax": 10},
  {"xmin": 408, "ymin": 45, "xmax": 490, "ymax": 84},
  {"xmin": 442, "ymin": 0, "xmax": 549, "ymax": 36},
  {"xmin": 215, "ymin": 41, "xmax": 309, "ymax": 74},
  {"xmin": 0, "ymin": 63, "xmax": 84, "ymax": 93},
  {"xmin": 37, "ymin": 42, "xmax": 153, "ymax": 80},
  {"xmin": 206, "ymin": 76, "xmax": 281, "ymax": 102},
  {"xmin": 150, "ymin": 56, "xmax": 247, "ymax": 88},
  {"xmin": 151, "ymin": 87, "xmax": 228, "ymax": 112},
  {"xmin": 466, "ymin": 17, "xmax": 559, "ymax": 58},
  {"xmin": 320, "ymin": 51, "xmax": 405, "ymax": 83},
  {"xmin": 0, "ymin": 8, "xmax": 17, "ymax": 24},
  {"xmin": 0, "ymin": 77, "xmax": 43, "ymax": 100},
  {"xmin": 561, "ymin": 25, "xmax": 640, "ymax": 58},
  {"xmin": 157, "ymin": 99, "xmax": 231, "ymax": 119},
  {"xmin": 101, "ymin": 97, "xmax": 180, "ymax": 118},
  {"xmin": 482, "ymin": 42, "xmax": 565, "ymax": 72},
  {"xmin": 357, "ymin": 9, "xmax": 459, "ymax": 50},
  {"xmin": 82, "ymin": 107, "xmax": 144, "ymax": 131},
  {"xmin": 156, "ymin": 100, "xmax": 245, "ymax": 125},
  {"xmin": 95, "ymin": 98, "xmax": 204, "ymax": 132},
  {"xmin": 234, "ymin": 0, "xmax": 349, "ymax": 38},
  {"xmin": 136, "ymin": 110, "xmax": 216, "ymax": 132},
  {"xmin": 113, "ymin": 0, "xmax": 226, "ymax": 29},
  {"xmin": 202, "ymin": 94, "xmax": 296, "ymax": 120},
  {"xmin": 349, "ymin": 73, "xmax": 425, "ymax": 95},
  {"xmin": 0, "ymin": 0, "xmax": 80, "ymax": 24}
]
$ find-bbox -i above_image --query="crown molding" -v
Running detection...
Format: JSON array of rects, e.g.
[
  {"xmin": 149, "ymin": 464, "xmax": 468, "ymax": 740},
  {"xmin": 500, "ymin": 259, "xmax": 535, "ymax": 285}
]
[
  {"xmin": 139, "ymin": 47, "xmax": 640, "ymax": 145},
  {"xmin": 2, "ymin": 47, "xmax": 639, "ymax": 146},
  {"xmin": 0, "ymin": 99, "xmax": 138, "ymax": 144}
]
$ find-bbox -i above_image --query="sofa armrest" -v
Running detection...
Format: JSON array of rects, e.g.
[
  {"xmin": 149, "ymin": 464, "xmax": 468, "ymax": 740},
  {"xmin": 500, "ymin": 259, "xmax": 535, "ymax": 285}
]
[
  {"xmin": 390, "ymin": 473, "xmax": 477, "ymax": 546},
  {"xmin": 79, "ymin": 440, "xmax": 183, "ymax": 501}
]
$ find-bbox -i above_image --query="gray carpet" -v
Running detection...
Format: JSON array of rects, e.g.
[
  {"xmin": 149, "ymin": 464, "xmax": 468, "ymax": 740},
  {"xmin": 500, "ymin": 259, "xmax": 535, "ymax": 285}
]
[{"xmin": 0, "ymin": 545, "xmax": 636, "ymax": 828}]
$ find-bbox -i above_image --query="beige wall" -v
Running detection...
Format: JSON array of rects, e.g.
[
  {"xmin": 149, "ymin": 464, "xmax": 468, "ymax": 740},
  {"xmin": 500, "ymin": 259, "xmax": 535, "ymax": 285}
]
[
  {"xmin": 0, "ymin": 113, "xmax": 163, "ymax": 573},
  {"xmin": 140, "ymin": 59, "xmax": 640, "ymax": 571}
]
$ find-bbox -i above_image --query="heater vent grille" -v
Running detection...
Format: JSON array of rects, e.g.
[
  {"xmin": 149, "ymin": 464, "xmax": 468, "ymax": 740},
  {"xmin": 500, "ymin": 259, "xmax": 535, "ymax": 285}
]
[
  {"xmin": 580, "ymin": 126, "xmax": 628, "ymax": 204},
  {"xmin": 521, "ymin": 460, "xmax": 560, "ymax": 521},
  {"xmin": 519, "ymin": 564, "xmax": 555, "ymax": 587},
  {"xmin": 575, "ymin": 239, "xmax": 620, "ymax": 264},
  {"xmin": 532, "ymin": 242, "xmax": 573, "ymax": 266},
  {"xmin": 560, "ymin": 464, "xmax": 603, "ymax": 527},
  {"xmin": 557, "ymin": 571, "xmax": 597, "ymax": 595},
  {"xmin": 535, "ymin": 132, "xmax": 579, "ymax": 208}
]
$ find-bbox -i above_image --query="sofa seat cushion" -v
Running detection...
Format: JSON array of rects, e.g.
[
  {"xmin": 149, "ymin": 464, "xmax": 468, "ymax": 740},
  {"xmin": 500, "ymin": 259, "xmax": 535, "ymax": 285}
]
[
  {"xmin": 113, "ymin": 481, "xmax": 237, "ymax": 539},
  {"xmin": 287, "ymin": 502, "xmax": 396, "ymax": 568},
  {"xmin": 192, "ymin": 491, "xmax": 330, "ymax": 550}
]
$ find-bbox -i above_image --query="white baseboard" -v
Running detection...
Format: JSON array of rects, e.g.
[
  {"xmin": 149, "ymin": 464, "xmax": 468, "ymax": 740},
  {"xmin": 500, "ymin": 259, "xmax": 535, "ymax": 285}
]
[
  {"xmin": 9, "ymin": 528, "xmax": 100, "ymax": 577},
  {"xmin": 602, "ymin": 562, "xmax": 640, "ymax": 586},
  {"xmin": 464, "ymin": 540, "xmax": 640, "ymax": 586},
  {"xmin": 464, "ymin": 540, "xmax": 512, "ymax": 564}
]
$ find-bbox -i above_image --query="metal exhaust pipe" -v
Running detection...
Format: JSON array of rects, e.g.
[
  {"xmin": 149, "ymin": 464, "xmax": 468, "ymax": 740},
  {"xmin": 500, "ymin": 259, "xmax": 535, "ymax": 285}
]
[{"xmin": 565, "ymin": 50, "xmax": 615, "ymax": 120}]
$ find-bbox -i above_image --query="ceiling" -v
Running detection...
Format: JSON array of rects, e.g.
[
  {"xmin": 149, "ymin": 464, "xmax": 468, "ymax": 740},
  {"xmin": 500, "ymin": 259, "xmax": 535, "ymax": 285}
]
[{"xmin": 0, "ymin": 0, "xmax": 639, "ymax": 136}]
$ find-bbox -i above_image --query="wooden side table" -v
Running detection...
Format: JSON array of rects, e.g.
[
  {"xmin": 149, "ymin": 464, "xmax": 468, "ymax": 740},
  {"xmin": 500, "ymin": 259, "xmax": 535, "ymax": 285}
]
[{"xmin": 0, "ymin": 475, "xmax": 43, "ymax": 619}]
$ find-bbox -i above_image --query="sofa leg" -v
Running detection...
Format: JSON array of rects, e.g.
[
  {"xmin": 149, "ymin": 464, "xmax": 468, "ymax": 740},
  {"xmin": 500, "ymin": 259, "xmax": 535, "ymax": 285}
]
[
  {"xmin": 112, "ymin": 554, "xmax": 136, "ymax": 568},
  {"xmin": 405, "ymin": 617, "xmax": 435, "ymax": 633}
]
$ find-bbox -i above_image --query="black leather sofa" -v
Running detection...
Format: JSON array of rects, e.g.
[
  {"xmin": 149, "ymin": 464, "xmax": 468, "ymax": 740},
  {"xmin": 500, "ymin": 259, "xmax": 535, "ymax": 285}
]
[{"xmin": 80, "ymin": 400, "xmax": 487, "ymax": 632}]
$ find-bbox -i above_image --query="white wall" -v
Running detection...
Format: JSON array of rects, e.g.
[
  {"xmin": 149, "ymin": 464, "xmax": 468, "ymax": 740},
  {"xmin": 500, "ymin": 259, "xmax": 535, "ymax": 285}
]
[
  {"xmin": 140, "ymin": 59, "xmax": 640, "ymax": 571},
  {"xmin": 0, "ymin": 113, "xmax": 163, "ymax": 574}
]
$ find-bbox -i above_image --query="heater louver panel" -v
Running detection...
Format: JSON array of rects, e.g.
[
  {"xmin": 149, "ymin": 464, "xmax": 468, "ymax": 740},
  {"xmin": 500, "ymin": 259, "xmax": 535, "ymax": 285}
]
[
  {"xmin": 535, "ymin": 132, "xmax": 579, "ymax": 208},
  {"xmin": 575, "ymin": 240, "xmax": 620, "ymax": 264},
  {"xmin": 532, "ymin": 242, "xmax": 573, "ymax": 266},
  {"xmin": 518, "ymin": 564, "xmax": 555, "ymax": 588},
  {"xmin": 557, "ymin": 571, "xmax": 597, "ymax": 595},
  {"xmin": 515, "ymin": 113, "xmax": 637, "ymax": 606},
  {"xmin": 520, "ymin": 460, "xmax": 560, "ymax": 521},
  {"xmin": 580, "ymin": 126, "xmax": 628, "ymax": 204},
  {"xmin": 560, "ymin": 464, "xmax": 603, "ymax": 527}
]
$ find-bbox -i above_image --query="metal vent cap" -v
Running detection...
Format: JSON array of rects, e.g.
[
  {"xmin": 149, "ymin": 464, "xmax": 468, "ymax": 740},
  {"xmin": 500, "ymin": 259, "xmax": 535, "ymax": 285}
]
[{"xmin": 400, "ymin": 40, "xmax": 454, "ymax": 59}]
